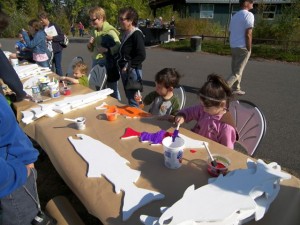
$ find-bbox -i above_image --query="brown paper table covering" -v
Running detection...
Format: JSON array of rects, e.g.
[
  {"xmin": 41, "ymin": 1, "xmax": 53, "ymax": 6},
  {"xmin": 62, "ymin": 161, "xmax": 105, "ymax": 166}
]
[{"xmin": 13, "ymin": 84, "xmax": 300, "ymax": 225}]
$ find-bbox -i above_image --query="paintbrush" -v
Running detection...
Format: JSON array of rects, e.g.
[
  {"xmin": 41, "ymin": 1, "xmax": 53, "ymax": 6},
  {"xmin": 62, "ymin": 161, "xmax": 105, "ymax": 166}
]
[
  {"xmin": 172, "ymin": 123, "xmax": 180, "ymax": 142},
  {"xmin": 203, "ymin": 142, "xmax": 218, "ymax": 167}
]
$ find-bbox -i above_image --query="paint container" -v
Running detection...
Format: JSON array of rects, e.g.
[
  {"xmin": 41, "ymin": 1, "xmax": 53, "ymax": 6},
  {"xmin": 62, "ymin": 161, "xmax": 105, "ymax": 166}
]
[
  {"xmin": 31, "ymin": 86, "xmax": 42, "ymax": 102},
  {"xmin": 162, "ymin": 136, "xmax": 185, "ymax": 169},
  {"xmin": 38, "ymin": 77, "xmax": 50, "ymax": 92},
  {"xmin": 75, "ymin": 117, "xmax": 86, "ymax": 130},
  {"xmin": 48, "ymin": 82, "xmax": 60, "ymax": 98},
  {"xmin": 11, "ymin": 58, "xmax": 19, "ymax": 67},
  {"xmin": 62, "ymin": 86, "xmax": 71, "ymax": 95},
  {"xmin": 207, "ymin": 154, "xmax": 230, "ymax": 177},
  {"xmin": 105, "ymin": 107, "xmax": 118, "ymax": 121}
]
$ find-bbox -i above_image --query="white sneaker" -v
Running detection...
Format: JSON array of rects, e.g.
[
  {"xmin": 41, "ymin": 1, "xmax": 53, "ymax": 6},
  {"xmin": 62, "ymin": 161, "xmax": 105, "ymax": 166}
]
[{"xmin": 232, "ymin": 90, "xmax": 245, "ymax": 95}]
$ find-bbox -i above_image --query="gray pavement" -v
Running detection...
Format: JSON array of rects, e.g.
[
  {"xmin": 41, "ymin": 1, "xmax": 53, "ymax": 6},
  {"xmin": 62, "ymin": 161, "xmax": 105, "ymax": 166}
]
[{"xmin": 1, "ymin": 38, "xmax": 300, "ymax": 178}]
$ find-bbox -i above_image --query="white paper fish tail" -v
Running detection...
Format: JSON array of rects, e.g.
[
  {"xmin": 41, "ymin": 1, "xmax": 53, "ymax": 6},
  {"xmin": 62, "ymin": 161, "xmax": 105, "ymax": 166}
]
[
  {"xmin": 123, "ymin": 184, "xmax": 164, "ymax": 221},
  {"xmin": 141, "ymin": 159, "xmax": 291, "ymax": 225},
  {"xmin": 67, "ymin": 134, "xmax": 164, "ymax": 221}
]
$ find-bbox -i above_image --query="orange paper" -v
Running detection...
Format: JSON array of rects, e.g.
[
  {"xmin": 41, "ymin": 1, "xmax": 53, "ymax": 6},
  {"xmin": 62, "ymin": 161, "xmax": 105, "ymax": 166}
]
[{"xmin": 106, "ymin": 105, "xmax": 151, "ymax": 118}]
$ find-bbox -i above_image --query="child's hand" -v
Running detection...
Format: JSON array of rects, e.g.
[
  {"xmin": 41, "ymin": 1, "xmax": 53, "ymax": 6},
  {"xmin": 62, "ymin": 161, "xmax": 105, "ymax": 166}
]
[
  {"xmin": 59, "ymin": 76, "xmax": 66, "ymax": 80},
  {"xmin": 174, "ymin": 115, "xmax": 184, "ymax": 125}
]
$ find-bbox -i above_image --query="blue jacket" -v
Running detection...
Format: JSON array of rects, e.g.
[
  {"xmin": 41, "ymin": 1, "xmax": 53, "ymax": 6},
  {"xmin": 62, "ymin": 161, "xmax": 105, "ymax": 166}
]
[
  {"xmin": 22, "ymin": 29, "xmax": 48, "ymax": 54},
  {"xmin": 0, "ymin": 95, "xmax": 39, "ymax": 198}
]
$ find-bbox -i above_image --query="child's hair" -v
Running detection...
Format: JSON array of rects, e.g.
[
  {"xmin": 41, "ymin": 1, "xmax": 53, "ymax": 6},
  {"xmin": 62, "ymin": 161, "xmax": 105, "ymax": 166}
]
[
  {"xmin": 73, "ymin": 62, "xmax": 88, "ymax": 75},
  {"xmin": 155, "ymin": 68, "xmax": 182, "ymax": 89},
  {"xmin": 198, "ymin": 73, "xmax": 232, "ymax": 108}
]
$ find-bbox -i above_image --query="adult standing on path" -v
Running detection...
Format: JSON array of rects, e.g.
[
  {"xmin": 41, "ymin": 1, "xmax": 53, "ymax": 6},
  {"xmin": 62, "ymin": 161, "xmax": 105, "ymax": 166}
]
[
  {"xmin": 78, "ymin": 22, "xmax": 84, "ymax": 37},
  {"xmin": 226, "ymin": 0, "xmax": 254, "ymax": 95},
  {"xmin": 116, "ymin": 6, "xmax": 146, "ymax": 107},
  {"xmin": 87, "ymin": 6, "xmax": 121, "ymax": 100},
  {"xmin": 39, "ymin": 11, "xmax": 65, "ymax": 76}
]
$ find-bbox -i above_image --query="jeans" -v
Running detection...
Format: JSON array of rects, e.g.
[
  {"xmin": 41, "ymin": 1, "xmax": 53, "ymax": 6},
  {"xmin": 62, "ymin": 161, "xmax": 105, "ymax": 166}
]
[
  {"xmin": 121, "ymin": 69, "xmax": 142, "ymax": 107},
  {"xmin": 53, "ymin": 51, "xmax": 63, "ymax": 76},
  {"xmin": 36, "ymin": 60, "xmax": 49, "ymax": 68},
  {"xmin": 107, "ymin": 81, "xmax": 121, "ymax": 101},
  {"xmin": 1, "ymin": 168, "xmax": 39, "ymax": 225}
]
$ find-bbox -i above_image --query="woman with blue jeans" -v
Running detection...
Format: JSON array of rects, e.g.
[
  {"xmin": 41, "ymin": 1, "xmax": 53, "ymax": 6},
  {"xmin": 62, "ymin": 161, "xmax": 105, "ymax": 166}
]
[
  {"xmin": 39, "ymin": 11, "xmax": 65, "ymax": 76},
  {"xmin": 22, "ymin": 19, "xmax": 49, "ymax": 68},
  {"xmin": 116, "ymin": 7, "xmax": 146, "ymax": 107}
]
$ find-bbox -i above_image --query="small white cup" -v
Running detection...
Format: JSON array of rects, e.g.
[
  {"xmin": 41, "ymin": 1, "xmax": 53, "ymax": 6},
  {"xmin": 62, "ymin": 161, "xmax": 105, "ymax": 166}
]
[
  {"xmin": 75, "ymin": 117, "xmax": 86, "ymax": 130},
  {"xmin": 11, "ymin": 58, "xmax": 19, "ymax": 67},
  {"xmin": 162, "ymin": 136, "xmax": 185, "ymax": 169}
]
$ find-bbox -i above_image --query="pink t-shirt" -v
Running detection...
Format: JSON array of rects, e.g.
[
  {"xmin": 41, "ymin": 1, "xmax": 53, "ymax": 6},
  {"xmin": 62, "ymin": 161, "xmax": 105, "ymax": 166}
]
[{"xmin": 178, "ymin": 105, "xmax": 237, "ymax": 149}]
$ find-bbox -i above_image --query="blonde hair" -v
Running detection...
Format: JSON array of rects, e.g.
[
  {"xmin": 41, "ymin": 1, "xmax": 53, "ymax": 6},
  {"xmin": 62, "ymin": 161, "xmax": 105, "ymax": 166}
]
[
  {"xmin": 73, "ymin": 62, "xmax": 88, "ymax": 75},
  {"xmin": 89, "ymin": 7, "xmax": 106, "ymax": 21}
]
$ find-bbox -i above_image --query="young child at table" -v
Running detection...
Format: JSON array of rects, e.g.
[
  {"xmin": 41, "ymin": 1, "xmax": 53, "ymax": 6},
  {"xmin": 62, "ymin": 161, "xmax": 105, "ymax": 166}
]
[
  {"xmin": 9, "ymin": 32, "xmax": 33, "ymax": 62},
  {"xmin": 59, "ymin": 61, "xmax": 89, "ymax": 87},
  {"xmin": 174, "ymin": 74, "xmax": 238, "ymax": 149},
  {"xmin": 138, "ymin": 68, "xmax": 182, "ymax": 117}
]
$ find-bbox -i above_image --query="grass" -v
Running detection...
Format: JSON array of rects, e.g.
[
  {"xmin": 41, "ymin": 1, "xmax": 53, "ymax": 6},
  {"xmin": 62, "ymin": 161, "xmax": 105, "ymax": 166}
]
[{"xmin": 161, "ymin": 38, "xmax": 300, "ymax": 63}]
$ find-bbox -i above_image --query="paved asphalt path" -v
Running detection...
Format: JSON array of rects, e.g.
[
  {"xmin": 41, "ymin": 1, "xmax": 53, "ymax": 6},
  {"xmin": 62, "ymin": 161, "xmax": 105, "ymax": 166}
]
[{"xmin": 1, "ymin": 38, "xmax": 300, "ymax": 178}]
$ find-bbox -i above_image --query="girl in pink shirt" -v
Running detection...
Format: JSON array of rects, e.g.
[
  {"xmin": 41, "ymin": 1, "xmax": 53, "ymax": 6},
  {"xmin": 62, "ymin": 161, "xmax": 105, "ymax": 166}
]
[{"xmin": 175, "ymin": 74, "xmax": 237, "ymax": 149}]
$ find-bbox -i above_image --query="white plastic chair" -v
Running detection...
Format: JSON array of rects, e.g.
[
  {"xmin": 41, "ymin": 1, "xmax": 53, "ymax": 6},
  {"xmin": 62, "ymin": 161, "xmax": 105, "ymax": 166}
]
[
  {"xmin": 66, "ymin": 56, "xmax": 84, "ymax": 77},
  {"xmin": 88, "ymin": 64, "xmax": 107, "ymax": 91},
  {"xmin": 228, "ymin": 100, "xmax": 267, "ymax": 156},
  {"xmin": 173, "ymin": 86, "xmax": 186, "ymax": 110}
]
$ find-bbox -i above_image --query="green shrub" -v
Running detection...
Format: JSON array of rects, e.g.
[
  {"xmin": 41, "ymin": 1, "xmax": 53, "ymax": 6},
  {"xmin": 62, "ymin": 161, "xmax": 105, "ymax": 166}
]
[
  {"xmin": 1, "ymin": 11, "xmax": 30, "ymax": 38},
  {"xmin": 175, "ymin": 18, "xmax": 224, "ymax": 36}
]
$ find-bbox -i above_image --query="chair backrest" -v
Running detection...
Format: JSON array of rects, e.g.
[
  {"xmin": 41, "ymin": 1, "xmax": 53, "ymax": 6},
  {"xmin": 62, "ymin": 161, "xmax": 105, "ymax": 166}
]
[
  {"xmin": 173, "ymin": 86, "xmax": 186, "ymax": 110},
  {"xmin": 88, "ymin": 65, "xmax": 107, "ymax": 91},
  {"xmin": 228, "ymin": 100, "xmax": 267, "ymax": 156},
  {"xmin": 66, "ymin": 56, "xmax": 84, "ymax": 77}
]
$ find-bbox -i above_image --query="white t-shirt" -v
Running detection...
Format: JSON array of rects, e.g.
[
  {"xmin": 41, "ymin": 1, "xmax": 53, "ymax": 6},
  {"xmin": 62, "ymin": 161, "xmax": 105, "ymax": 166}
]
[{"xmin": 229, "ymin": 9, "xmax": 254, "ymax": 48}]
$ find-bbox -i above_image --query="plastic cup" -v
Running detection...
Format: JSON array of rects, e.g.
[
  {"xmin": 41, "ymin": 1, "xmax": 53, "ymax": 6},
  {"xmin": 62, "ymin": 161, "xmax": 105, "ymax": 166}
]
[
  {"xmin": 75, "ymin": 117, "xmax": 86, "ymax": 130},
  {"xmin": 162, "ymin": 136, "xmax": 185, "ymax": 169},
  {"xmin": 105, "ymin": 107, "xmax": 118, "ymax": 121},
  {"xmin": 207, "ymin": 154, "xmax": 230, "ymax": 177},
  {"xmin": 11, "ymin": 58, "xmax": 19, "ymax": 67},
  {"xmin": 48, "ymin": 82, "xmax": 60, "ymax": 98}
]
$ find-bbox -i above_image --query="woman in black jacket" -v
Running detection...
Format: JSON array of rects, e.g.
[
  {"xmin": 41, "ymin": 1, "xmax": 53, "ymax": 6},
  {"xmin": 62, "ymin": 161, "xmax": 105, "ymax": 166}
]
[{"xmin": 117, "ymin": 7, "xmax": 146, "ymax": 107}]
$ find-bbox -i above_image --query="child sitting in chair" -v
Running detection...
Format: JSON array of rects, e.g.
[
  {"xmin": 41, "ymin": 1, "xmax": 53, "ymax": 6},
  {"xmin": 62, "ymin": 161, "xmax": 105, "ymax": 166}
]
[
  {"xmin": 175, "ymin": 73, "xmax": 237, "ymax": 149},
  {"xmin": 139, "ymin": 68, "xmax": 182, "ymax": 117},
  {"xmin": 60, "ymin": 61, "xmax": 89, "ymax": 87}
]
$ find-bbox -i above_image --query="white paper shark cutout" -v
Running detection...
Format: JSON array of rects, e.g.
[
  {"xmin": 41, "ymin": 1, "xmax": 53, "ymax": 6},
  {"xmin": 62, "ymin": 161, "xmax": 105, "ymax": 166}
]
[
  {"xmin": 140, "ymin": 159, "xmax": 291, "ymax": 225},
  {"xmin": 68, "ymin": 134, "xmax": 165, "ymax": 221}
]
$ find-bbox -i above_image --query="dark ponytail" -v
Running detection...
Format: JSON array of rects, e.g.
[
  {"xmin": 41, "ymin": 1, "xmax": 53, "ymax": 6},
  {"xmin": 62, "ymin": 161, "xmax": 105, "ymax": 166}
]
[{"xmin": 198, "ymin": 73, "xmax": 232, "ymax": 108}]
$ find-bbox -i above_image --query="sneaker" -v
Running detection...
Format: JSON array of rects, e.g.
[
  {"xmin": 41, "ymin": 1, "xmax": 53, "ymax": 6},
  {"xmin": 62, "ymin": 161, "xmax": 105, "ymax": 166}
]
[{"xmin": 232, "ymin": 90, "xmax": 245, "ymax": 95}]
